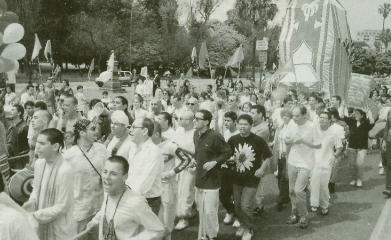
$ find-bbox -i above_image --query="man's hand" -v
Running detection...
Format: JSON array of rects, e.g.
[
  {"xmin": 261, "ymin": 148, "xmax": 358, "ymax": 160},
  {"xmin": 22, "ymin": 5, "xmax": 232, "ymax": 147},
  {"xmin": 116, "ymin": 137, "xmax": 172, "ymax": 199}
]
[
  {"xmin": 203, "ymin": 161, "xmax": 217, "ymax": 171},
  {"xmin": 161, "ymin": 170, "xmax": 175, "ymax": 181},
  {"xmin": 254, "ymin": 167, "xmax": 266, "ymax": 178}
]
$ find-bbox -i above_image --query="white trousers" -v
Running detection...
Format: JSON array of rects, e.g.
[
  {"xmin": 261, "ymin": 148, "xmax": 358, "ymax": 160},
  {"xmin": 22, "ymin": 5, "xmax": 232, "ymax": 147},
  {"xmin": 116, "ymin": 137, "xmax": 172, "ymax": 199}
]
[
  {"xmin": 159, "ymin": 180, "xmax": 177, "ymax": 240},
  {"xmin": 176, "ymin": 170, "xmax": 196, "ymax": 218},
  {"xmin": 310, "ymin": 167, "xmax": 331, "ymax": 209},
  {"xmin": 195, "ymin": 188, "xmax": 219, "ymax": 240}
]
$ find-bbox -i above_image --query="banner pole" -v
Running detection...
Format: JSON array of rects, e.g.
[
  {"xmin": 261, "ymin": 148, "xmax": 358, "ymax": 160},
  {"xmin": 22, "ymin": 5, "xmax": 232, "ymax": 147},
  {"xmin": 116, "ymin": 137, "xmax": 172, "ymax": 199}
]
[{"xmin": 37, "ymin": 57, "xmax": 42, "ymax": 83}]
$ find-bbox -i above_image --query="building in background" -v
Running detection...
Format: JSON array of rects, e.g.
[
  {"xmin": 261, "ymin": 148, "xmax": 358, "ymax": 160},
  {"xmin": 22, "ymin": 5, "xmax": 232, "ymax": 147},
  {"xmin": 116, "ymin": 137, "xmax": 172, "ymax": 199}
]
[{"xmin": 355, "ymin": 30, "xmax": 384, "ymax": 51}]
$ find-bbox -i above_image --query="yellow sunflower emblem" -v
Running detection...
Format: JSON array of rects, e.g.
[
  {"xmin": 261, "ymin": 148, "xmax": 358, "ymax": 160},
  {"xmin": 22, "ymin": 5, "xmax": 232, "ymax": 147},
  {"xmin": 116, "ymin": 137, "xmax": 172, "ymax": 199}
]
[{"xmin": 234, "ymin": 143, "xmax": 255, "ymax": 173}]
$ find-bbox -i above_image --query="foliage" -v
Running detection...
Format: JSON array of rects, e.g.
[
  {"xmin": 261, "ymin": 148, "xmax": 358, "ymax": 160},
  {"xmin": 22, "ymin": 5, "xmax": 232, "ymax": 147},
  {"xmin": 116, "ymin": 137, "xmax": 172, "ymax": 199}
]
[{"xmin": 379, "ymin": 3, "xmax": 391, "ymax": 32}]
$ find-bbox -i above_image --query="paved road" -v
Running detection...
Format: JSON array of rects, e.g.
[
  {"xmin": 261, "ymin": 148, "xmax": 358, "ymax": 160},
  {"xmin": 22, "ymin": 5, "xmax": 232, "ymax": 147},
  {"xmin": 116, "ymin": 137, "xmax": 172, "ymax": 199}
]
[
  {"xmin": 172, "ymin": 151, "xmax": 388, "ymax": 240},
  {"xmin": 13, "ymin": 82, "xmax": 389, "ymax": 240}
]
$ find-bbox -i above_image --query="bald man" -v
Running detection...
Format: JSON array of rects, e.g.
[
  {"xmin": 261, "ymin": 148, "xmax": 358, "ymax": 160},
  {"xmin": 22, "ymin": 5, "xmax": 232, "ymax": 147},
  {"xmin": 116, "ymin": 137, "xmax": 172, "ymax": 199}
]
[{"xmin": 28, "ymin": 110, "xmax": 52, "ymax": 168}]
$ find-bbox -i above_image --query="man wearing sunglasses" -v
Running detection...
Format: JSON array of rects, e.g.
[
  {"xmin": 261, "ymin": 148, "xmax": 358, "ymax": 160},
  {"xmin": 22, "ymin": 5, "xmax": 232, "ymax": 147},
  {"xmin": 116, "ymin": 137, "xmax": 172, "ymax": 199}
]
[
  {"xmin": 193, "ymin": 109, "xmax": 232, "ymax": 240},
  {"xmin": 185, "ymin": 96, "xmax": 199, "ymax": 114}
]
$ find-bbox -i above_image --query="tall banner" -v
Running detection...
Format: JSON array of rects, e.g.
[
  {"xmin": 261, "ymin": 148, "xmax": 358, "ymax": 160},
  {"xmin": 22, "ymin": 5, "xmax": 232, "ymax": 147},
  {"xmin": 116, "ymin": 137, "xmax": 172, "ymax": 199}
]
[
  {"xmin": 44, "ymin": 40, "xmax": 52, "ymax": 62},
  {"xmin": 279, "ymin": 0, "xmax": 352, "ymax": 99}
]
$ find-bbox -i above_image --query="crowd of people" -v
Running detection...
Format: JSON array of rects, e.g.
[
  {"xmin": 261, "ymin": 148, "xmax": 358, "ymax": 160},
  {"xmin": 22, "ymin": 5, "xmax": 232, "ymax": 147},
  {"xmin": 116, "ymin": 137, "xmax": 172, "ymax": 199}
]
[{"xmin": 0, "ymin": 72, "xmax": 391, "ymax": 240}]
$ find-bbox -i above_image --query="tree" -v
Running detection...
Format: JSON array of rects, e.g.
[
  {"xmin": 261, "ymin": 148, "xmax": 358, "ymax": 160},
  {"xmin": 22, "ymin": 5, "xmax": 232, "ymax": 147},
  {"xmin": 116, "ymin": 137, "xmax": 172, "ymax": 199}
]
[
  {"xmin": 196, "ymin": 0, "xmax": 221, "ymax": 23},
  {"xmin": 379, "ymin": 3, "xmax": 391, "ymax": 33},
  {"xmin": 379, "ymin": 28, "xmax": 391, "ymax": 51},
  {"xmin": 235, "ymin": 0, "xmax": 277, "ymax": 84}
]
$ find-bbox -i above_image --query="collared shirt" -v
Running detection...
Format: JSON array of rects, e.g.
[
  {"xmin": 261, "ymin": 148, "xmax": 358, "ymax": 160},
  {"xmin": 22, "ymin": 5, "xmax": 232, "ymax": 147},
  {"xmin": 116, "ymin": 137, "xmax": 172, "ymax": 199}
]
[
  {"xmin": 91, "ymin": 188, "xmax": 165, "ymax": 240},
  {"xmin": 106, "ymin": 135, "xmax": 134, "ymax": 159},
  {"xmin": 127, "ymin": 138, "xmax": 163, "ymax": 198},
  {"xmin": 20, "ymin": 92, "xmax": 35, "ymax": 106},
  {"xmin": 64, "ymin": 143, "xmax": 108, "ymax": 221},
  {"xmin": 193, "ymin": 129, "xmax": 232, "ymax": 189}
]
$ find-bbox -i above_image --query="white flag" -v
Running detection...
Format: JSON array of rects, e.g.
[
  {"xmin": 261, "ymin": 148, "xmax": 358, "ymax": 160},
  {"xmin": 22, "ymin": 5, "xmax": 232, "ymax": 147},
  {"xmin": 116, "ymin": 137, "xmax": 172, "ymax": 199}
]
[
  {"xmin": 191, "ymin": 47, "xmax": 197, "ymax": 63},
  {"xmin": 31, "ymin": 34, "xmax": 42, "ymax": 61},
  {"xmin": 107, "ymin": 52, "xmax": 115, "ymax": 72},
  {"xmin": 88, "ymin": 58, "xmax": 94, "ymax": 81},
  {"xmin": 44, "ymin": 40, "xmax": 52, "ymax": 62},
  {"xmin": 140, "ymin": 66, "xmax": 148, "ymax": 78}
]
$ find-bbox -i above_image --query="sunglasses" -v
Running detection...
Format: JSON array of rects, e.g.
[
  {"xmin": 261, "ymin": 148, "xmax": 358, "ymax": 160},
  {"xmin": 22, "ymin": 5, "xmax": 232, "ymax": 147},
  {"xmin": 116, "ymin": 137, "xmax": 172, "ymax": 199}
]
[
  {"xmin": 186, "ymin": 102, "xmax": 196, "ymax": 106},
  {"xmin": 194, "ymin": 117, "xmax": 205, "ymax": 121}
]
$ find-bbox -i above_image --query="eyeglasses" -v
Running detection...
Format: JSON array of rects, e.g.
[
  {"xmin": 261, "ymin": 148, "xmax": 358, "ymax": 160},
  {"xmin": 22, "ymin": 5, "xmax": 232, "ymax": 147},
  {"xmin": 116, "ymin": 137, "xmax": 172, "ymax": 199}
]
[
  {"xmin": 186, "ymin": 102, "xmax": 196, "ymax": 106},
  {"xmin": 194, "ymin": 117, "xmax": 205, "ymax": 121},
  {"xmin": 127, "ymin": 125, "xmax": 144, "ymax": 130}
]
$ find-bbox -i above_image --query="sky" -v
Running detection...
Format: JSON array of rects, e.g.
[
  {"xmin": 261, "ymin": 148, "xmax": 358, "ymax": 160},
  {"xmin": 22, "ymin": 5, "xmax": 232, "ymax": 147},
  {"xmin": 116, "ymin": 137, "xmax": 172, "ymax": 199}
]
[{"xmin": 178, "ymin": 0, "xmax": 391, "ymax": 38}]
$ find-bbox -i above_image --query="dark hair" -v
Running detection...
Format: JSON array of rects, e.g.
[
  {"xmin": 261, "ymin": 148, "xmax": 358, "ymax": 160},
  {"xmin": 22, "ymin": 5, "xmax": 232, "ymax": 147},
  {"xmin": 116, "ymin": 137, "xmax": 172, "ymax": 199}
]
[
  {"xmin": 224, "ymin": 111, "xmax": 238, "ymax": 122},
  {"xmin": 73, "ymin": 119, "xmax": 92, "ymax": 143},
  {"xmin": 102, "ymin": 90, "xmax": 108, "ymax": 95},
  {"xmin": 283, "ymin": 96, "xmax": 293, "ymax": 105},
  {"xmin": 320, "ymin": 111, "xmax": 331, "ymax": 120},
  {"xmin": 172, "ymin": 93, "xmax": 182, "ymax": 101},
  {"xmin": 159, "ymin": 112, "xmax": 173, "ymax": 127},
  {"xmin": 332, "ymin": 95, "xmax": 342, "ymax": 104},
  {"xmin": 142, "ymin": 118, "xmax": 155, "ymax": 137},
  {"xmin": 77, "ymin": 85, "xmax": 83, "ymax": 90},
  {"xmin": 89, "ymin": 99, "xmax": 101, "ymax": 109},
  {"xmin": 24, "ymin": 100, "xmax": 34, "ymax": 109},
  {"xmin": 35, "ymin": 101, "xmax": 48, "ymax": 110},
  {"xmin": 39, "ymin": 128, "xmax": 65, "ymax": 149},
  {"xmin": 63, "ymin": 80, "xmax": 70, "ymax": 87},
  {"xmin": 294, "ymin": 105, "xmax": 307, "ymax": 115},
  {"xmin": 26, "ymin": 84, "xmax": 34, "ymax": 90},
  {"xmin": 153, "ymin": 121, "xmax": 162, "ymax": 136},
  {"xmin": 238, "ymin": 114, "xmax": 253, "ymax": 125},
  {"xmin": 66, "ymin": 95, "xmax": 78, "ymax": 106},
  {"xmin": 134, "ymin": 94, "xmax": 144, "ymax": 104},
  {"xmin": 108, "ymin": 155, "xmax": 129, "ymax": 175},
  {"xmin": 327, "ymin": 107, "xmax": 340, "ymax": 120},
  {"xmin": 14, "ymin": 104, "xmax": 24, "ymax": 119},
  {"xmin": 198, "ymin": 109, "xmax": 212, "ymax": 126},
  {"xmin": 115, "ymin": 96, "xmax": 129, "ymax": 114},
  {"xmin": 251, "ymin": 104, "xmax": 266, "ymax": 120}
]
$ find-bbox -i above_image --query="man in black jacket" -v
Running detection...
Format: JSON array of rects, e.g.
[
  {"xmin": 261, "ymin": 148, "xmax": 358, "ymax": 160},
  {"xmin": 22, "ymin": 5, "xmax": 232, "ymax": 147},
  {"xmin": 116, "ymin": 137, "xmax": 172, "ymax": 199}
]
[{"xmin": 193, "ymin": 109, "xmax": 232, "ymax": 240}]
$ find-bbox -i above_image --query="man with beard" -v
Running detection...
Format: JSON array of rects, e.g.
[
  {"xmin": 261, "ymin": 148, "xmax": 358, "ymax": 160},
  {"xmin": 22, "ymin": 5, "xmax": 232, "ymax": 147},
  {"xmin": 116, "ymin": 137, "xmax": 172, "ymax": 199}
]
[{"xmin": 64, "ymin": 119, "xmax": 108, "ymax": 239}]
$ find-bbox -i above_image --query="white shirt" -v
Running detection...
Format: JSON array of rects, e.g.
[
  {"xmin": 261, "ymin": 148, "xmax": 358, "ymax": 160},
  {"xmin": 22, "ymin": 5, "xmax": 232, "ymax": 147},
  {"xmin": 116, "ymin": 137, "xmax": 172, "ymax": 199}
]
[
  {"xmin": 134, "ymin": 108, "xmax": 149, "ymax": 120},
  {"xmin": 314, "ymin": 127, "xmax": 343, "ymax": 169},
  {"xmin": 20, "ymin": 92, "xmax": 35, "ymax": 106},
  {"xmin": 91, "ymin": 188, "xmax": 165, "ymax": 240},
  {"xmin": 284, "ymin": 120, "xmax": 318, "ymax": 170},
  {"xmin": 63, "ymin": 143, "xmax": 108, "ymax": 221},
  {"xmin": 158, "ymin": 139, "xmax": 179, "ymax": 181},
  {"xmin": 4, "ymin": 92, "xmax": 16, "ymax": 107},
  {"xmin": 106, "ymin": 135, "xmax": 134, "ymax": 159},
  {"xmin": 162, "ymin": 127, "xmax": 176, "ymax": 141},
  {"xmin": 127, "ymin": 139, "xmax": 163, "ymax": 198},
  {"xmin": 173, "ymin": 127, "xmax": 195, "ymax": 153},
  {"xmin": 0, "ymin": 193, "xmax": 39, "ymax": 240},
  {"xmin": 223, "ymin": 129, "xmax": 239, "ymax": 142}
]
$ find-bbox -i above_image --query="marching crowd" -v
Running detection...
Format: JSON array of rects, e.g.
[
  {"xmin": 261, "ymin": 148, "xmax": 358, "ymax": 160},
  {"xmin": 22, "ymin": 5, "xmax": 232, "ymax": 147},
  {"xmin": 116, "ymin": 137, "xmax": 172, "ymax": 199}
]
[{"xmin": 1, "ymin": 72, "xmax": 391, "ymax": 240}]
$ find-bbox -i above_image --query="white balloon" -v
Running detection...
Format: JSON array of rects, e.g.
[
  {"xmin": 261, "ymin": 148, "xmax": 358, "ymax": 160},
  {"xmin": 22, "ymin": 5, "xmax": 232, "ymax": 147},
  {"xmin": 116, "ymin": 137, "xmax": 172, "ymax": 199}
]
[
  {"xmin": 0, "ymin": 57, "xmax": 19, "ymax": 73},
  {"xmin": 1, "ymin": 43, "xmax": 26, "ymax": 60},
  {"xmin": 3, "ymin": 23, "xmax": 24, "ymax": 44}
]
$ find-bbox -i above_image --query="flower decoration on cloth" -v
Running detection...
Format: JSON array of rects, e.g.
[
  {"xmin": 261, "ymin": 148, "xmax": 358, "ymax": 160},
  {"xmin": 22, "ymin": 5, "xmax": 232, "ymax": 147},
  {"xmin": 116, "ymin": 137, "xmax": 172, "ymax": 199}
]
[
  {"xmin": 0, "ymin": 0, "xmax": 26, "ymax": 73},
  {"xmin": 233, "ymin": 143, "xmax": 255, "ymax": 173}
]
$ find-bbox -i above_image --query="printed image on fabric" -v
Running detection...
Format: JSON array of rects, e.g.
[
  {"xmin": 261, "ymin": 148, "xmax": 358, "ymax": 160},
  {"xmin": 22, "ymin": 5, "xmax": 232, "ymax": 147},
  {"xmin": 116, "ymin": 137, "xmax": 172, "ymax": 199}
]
[{"xmin": 234, "ymin": 143, "xmax": 256, "ymax": 173}]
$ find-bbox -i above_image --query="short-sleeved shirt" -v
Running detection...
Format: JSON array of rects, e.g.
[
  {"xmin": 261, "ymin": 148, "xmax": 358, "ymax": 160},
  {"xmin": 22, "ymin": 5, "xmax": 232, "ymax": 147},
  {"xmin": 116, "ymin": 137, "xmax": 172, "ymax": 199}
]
[{"xmin": 228, "ymin": 133, "xmax": 272, "ymax": 187}]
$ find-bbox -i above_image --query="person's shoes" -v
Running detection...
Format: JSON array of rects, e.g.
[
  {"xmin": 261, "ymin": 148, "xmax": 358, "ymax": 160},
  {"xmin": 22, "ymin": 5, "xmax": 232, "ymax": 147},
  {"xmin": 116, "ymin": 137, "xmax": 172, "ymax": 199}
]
[
  {"xmin": 350, "ymin": 180, "xmax": 356, "ymax": 186},
  {"xmin": 254, "ymin": 206, "xmax": 264, "ymax": 216},
  {"xmin": 356, "ymin": 179, "xmax": 363, "ymax": 187},
  {"xmin": 298, "ymin": 217, "xmax": 309, "ymax": 229},
  {"xmin": 235, "ymin": 227, "xmax": 245, "ymax": 237},
  {"xmin": 232, "ymin": 219, "xmax": 241, "ymax": 228},
  {"xmin": 321, "ymin": 208, "xmax": 329, "ymax": 216},
  {"xmin": 286, "ymin": 215, "xmax": 299, "ymax": 224},
  {"xmin": 379, "ymin": 167, "xmax": 385, "ymax": 175},
  {"xmin": 241, "ymin": 228, "xmax": 254, "ymax": 240},
  {"xmin": 311, "ymin": 206, "xmax": 318, "ymax": 213},
  {"xmin": 174, "ymin": 219, "xmax": 189, "ymax": 231},
  {"xmin": 223, "ymin": 213, "xmax": 234, "ymax": 225}
]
